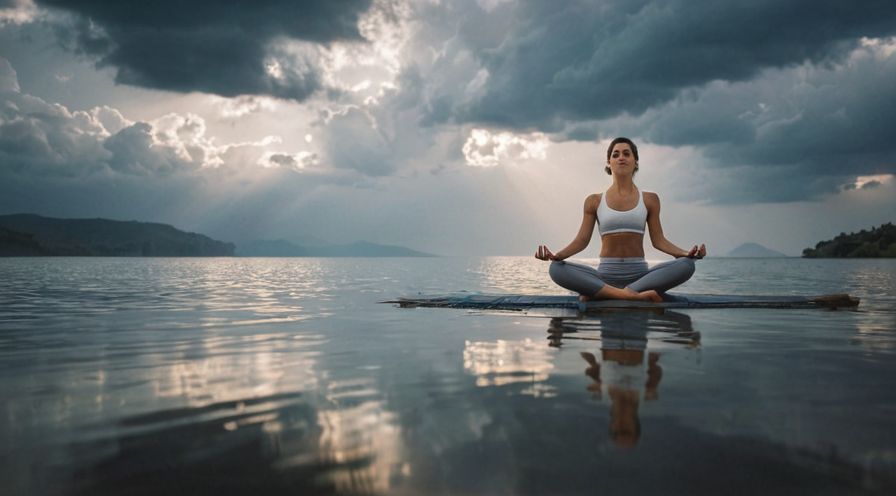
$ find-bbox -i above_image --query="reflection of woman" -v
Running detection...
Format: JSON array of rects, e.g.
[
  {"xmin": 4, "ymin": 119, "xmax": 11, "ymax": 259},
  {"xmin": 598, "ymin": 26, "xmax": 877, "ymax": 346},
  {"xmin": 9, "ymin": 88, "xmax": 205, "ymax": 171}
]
[
  {"xmin": 535, "ymin": 137, "xmax": 706, "ymax": 302},
  {"xmin": 581, "ymin": 349, "xmax": 662, "ymax": 448}
]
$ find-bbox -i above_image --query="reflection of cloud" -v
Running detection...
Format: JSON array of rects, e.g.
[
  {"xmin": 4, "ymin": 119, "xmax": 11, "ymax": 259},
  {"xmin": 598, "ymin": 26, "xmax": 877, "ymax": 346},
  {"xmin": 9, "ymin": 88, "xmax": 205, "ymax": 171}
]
[
  {"xmin": 317, "ymin": 377, "xmax": 407, "ymax": 493},
  {"xmin": 153, "ymin": 331, "xmax": 323, "ymax": 407},
  {"xmin": 463, "ymin": 338, "xmax": 555, "ymax": 393}
]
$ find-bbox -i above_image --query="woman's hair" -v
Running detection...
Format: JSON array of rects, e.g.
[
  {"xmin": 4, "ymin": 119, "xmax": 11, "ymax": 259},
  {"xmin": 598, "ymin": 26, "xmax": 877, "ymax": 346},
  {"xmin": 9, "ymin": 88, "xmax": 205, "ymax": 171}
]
[{"xmin": 605, "ymin": 137, "xmax": 639, "ymax": 175}]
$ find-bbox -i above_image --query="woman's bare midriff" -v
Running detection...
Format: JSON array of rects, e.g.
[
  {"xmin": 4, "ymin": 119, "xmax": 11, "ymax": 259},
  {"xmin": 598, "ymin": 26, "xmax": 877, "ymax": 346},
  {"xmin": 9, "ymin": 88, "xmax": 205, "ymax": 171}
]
[{"xmin": 598, "ymin": 232, "xmax": 645, "ymax": 258}]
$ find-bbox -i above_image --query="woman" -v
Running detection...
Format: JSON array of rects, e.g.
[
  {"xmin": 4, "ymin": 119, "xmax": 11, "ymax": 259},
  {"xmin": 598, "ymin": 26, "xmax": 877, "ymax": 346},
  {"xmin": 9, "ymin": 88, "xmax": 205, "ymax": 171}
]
[{"xmin": 535, "ymin": 137, "xmax": 706, "ymax": 302}]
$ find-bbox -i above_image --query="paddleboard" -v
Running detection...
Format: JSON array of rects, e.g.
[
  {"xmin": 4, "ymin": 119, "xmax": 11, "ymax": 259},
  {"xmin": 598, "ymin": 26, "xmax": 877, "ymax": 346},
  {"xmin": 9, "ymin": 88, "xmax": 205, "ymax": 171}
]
[{"xmin": 384, "ymin": 292, "xmax": 860, "ymax": 311}]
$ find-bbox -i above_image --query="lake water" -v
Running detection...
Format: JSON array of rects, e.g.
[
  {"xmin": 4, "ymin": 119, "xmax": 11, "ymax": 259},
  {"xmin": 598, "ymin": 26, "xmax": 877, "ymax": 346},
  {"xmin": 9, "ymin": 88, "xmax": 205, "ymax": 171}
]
[{"xmin": 1, "ymin": 257, "xmax": 895, "ymax": 495}]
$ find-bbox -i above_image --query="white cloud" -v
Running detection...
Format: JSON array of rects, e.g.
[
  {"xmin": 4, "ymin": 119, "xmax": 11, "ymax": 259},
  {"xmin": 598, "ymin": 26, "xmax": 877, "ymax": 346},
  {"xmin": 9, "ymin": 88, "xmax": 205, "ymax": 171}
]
[
  {"xmin": 842, "ymin": 174, "xmax": 894, "ymax": 191},
  {"xmin": 0, "ymin": 0, "xmax": 37, "ymax": 25},
  {"xmin": 104, "ymin": 122, "xmax": 191, "ymax": 175},
  {"xmin": 212, "ymin": 95, "xmax": 278, "ymax": 119},
  {"xmin": 264, "ymin": 59, "xmax": 285, "ymax": 80},
  {"xmin": 0, "ymin": 58, "xmax": 295, "ymax": 178},
  {"xmin": 0, "ymin": 57, "xmax": 20, "ymax": 92},
  {"xmin": 258, "ymin": 151, "xmax": 318, "ymax": 171},
  {"xmin": 150, "ymin": 113, "xmax": 220, "ymax": 168},
  {"xmin": 90, "ymin": 105, "xmax": 131, "ymax": 135},
  {"xmin": 462, "ymin": 128, "xmax": 549, "ymax": 167},
  {"xmin": 318, "ymin": 0, "xmax": 412, "ymax": 101},
  {"xmin": 859, "ymin": 36, "xmax": 896, "ymax": 59},
  {"xmin": 0, "ymin": 64, "xmax": 110, "ymax": 175}
]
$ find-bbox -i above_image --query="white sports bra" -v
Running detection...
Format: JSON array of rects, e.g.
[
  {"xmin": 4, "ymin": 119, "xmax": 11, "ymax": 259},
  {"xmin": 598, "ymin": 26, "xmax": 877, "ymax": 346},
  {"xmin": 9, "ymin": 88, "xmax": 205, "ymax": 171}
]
[{"xmin": 597, "ymin": 190, "xmax": 647, "ymax": 235}]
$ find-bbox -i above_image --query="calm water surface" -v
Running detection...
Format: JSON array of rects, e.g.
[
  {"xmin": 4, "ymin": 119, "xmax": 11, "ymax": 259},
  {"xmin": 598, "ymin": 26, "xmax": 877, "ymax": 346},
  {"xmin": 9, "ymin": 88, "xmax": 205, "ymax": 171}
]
[{"xmin": 1, "ymin": 257, "xmax": 895, "ymax": 495}]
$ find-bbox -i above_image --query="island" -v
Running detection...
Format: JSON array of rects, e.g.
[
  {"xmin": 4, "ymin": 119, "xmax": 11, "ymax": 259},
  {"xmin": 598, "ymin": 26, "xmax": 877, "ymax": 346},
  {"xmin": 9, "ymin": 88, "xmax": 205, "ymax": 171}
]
[
  {"xmin": 0, "ymin": 214, "xmax": 235, "ymax": 256},
  {"xmin": 802, "ymin": 222, "xmax": 896, "ymax": 258},
  {"xmin": 725, "ymin": 242, "xmax": 787, "ymax": 258}
]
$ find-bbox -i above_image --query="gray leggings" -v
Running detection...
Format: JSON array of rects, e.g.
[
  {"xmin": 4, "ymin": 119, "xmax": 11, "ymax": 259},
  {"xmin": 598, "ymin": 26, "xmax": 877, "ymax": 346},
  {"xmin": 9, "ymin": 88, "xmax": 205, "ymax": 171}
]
[{"xmin": 549, "ymin": 257, "xmax": 696, "ymax": 296}]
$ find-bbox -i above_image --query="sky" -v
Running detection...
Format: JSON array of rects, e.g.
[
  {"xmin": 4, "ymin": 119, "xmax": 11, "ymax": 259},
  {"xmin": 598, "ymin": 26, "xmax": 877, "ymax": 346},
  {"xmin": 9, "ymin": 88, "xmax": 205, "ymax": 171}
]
[{"xmin": 1, "ymin": 0, "xmax": 895, "ymax": 256}]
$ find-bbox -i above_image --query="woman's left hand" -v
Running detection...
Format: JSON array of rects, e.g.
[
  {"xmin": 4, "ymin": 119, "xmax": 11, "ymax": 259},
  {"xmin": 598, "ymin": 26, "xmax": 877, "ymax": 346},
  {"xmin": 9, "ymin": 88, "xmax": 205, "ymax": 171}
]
[
  {"xmin": 535, "ymin": 245, "xmax": 557, "ymax": 261},
  {"xmin": 686, "ymin": 244, "xmax": 707, "ymax": 259}
]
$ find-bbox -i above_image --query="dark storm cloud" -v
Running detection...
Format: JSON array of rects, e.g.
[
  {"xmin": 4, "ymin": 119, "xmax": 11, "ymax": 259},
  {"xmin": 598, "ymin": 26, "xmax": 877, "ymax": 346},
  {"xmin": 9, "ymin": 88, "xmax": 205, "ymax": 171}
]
[
  {"xmin": 625, "ymin": 45, "xmax": 896, "ymax": 202},
  {"xmin": 459, "ymin": 0, "xmax": 896, "ymax": 128},
  {"xmin": 425, "ymin": 0, "xmax": 896, "ymax": 203},
  {"xmin": 36, "ymin": 0, "xmax": 372, "ymax": 99}
]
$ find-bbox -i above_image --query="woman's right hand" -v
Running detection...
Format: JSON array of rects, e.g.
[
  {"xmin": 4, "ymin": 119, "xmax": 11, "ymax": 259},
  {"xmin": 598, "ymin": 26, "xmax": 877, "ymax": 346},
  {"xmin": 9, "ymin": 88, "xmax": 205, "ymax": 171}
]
[
  {"xmin": 535, "ymin": 245, "xmax": 556, "ymax": 261},
  {"xmin": 686, "ymin": 244, "xmax": 707, "ymax": 259}
]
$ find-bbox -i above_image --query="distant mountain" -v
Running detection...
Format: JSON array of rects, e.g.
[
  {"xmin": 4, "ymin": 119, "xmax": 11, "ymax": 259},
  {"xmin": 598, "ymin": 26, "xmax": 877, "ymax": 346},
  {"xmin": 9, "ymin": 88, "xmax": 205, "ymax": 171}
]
[
  {"xmin": 725, "ymin": 242, "xmax": 787, "ymax": 258},
  {"xmin": 0, "ymin": 214, "xmax": 234, "ymax": 256},
  {"xmin": 803, "ymin": 223, "xmax": 896, "ymax": 258},
  {"xmin": 236, "ymin": 239, "xmax": 307, "ymax": 256},
  {"xmin": 307, "ymin": 241, "xmax": 434, "ymax": 257},
  {"xmin": 237, "ymin": 239, "xmax": 434, "ymax": 257},
  {"xmin": 290, "ymin": 233, "xmax": 329, "ymax": 247}
]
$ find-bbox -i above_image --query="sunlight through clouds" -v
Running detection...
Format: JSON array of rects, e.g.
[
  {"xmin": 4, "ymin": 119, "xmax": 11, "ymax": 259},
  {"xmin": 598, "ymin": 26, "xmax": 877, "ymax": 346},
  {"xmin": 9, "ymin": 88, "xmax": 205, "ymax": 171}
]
[
  {"xmin": 843, "ymin": 174, "xmax": 894, "ymax": 191},
  {"xmin": 860, "ymin": 36, "xmax": 896, "ymax": 59},
  {"xmin": 2, "ymin": 1, "xmax": 896, "ymax": 255},
  {"xmin": 211, "ymin": 95, "xmax": 278, "ymax": 119},
  {"xmin": 462, "ymin": 128, "xmax": 549, "ymax": 167},
  {"xmin": 319, "ymin": 0, "xmax": 412, "ymax": 102},
  {"xmin": 0, "ymin": 0, "xmax": 37, "ymax": 24},
  {"xmin": 258, "ymin": 151, "xmax": 319, "ymax": 172}
]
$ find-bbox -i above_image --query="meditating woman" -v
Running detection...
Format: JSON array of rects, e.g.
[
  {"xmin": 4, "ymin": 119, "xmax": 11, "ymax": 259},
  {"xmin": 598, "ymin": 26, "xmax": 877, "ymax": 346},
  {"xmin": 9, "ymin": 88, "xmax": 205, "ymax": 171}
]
[{"xmin": 535, "ymin": 137, "xmax": 706, "ymax": 302}]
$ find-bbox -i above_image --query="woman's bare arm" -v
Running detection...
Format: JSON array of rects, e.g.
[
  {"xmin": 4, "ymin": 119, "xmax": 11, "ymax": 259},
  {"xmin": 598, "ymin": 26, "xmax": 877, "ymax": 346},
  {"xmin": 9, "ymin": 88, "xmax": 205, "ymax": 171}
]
[
  {"xmin": 644, "ymin": 193, "xmax": 705, "ymax": 258},
  {"xmin": 538, "ymin": 194, "xmax": 599, "ymax": 261}
]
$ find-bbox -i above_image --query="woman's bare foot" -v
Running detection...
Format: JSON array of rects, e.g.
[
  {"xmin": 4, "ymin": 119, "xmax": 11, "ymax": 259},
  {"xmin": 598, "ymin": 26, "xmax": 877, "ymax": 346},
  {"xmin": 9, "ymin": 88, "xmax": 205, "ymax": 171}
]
[
  {"xmin": 637, "ymin": 290, "xmax": 663, "ymax": 303},
  {"xmin": 618, "ymin": 287, "xmax": 662, "ymax": 302},
  {"xmin": 590, "ymin": 286, "xmax": 664, "ymax": 303}
]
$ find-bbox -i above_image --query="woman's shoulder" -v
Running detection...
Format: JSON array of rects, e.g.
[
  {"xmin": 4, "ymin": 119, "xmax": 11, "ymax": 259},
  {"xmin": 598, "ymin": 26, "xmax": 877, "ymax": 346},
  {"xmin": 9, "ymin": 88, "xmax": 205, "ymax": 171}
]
[
  {"xmin": 642, "ymin": 191, "xmax": 660, "ymax": 208},
  {"xmin": 584, "ymin": 193, "xmax": 601, "ymax": 213}
]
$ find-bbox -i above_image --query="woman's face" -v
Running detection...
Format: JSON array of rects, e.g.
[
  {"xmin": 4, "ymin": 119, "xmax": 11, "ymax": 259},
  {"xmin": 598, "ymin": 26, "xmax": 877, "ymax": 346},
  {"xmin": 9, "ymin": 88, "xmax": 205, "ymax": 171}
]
[{"xmin": 607, "ymin": 143, "xmax": 637, "ymax": 176}]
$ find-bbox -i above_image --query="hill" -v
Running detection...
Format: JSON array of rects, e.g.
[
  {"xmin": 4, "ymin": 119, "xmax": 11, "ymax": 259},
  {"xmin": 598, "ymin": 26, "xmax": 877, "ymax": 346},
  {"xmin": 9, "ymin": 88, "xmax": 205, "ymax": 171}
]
[
  {"xmin": 802, "ymin": 223, "xmax": 896, "ymax": 258},
  {"xmin": 725, "ymin": 242, "xmax": 787, "ymax": 257},
  {"xmin": 0, "ymin": 214, "xmax": 234, "ymax": 256}
]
